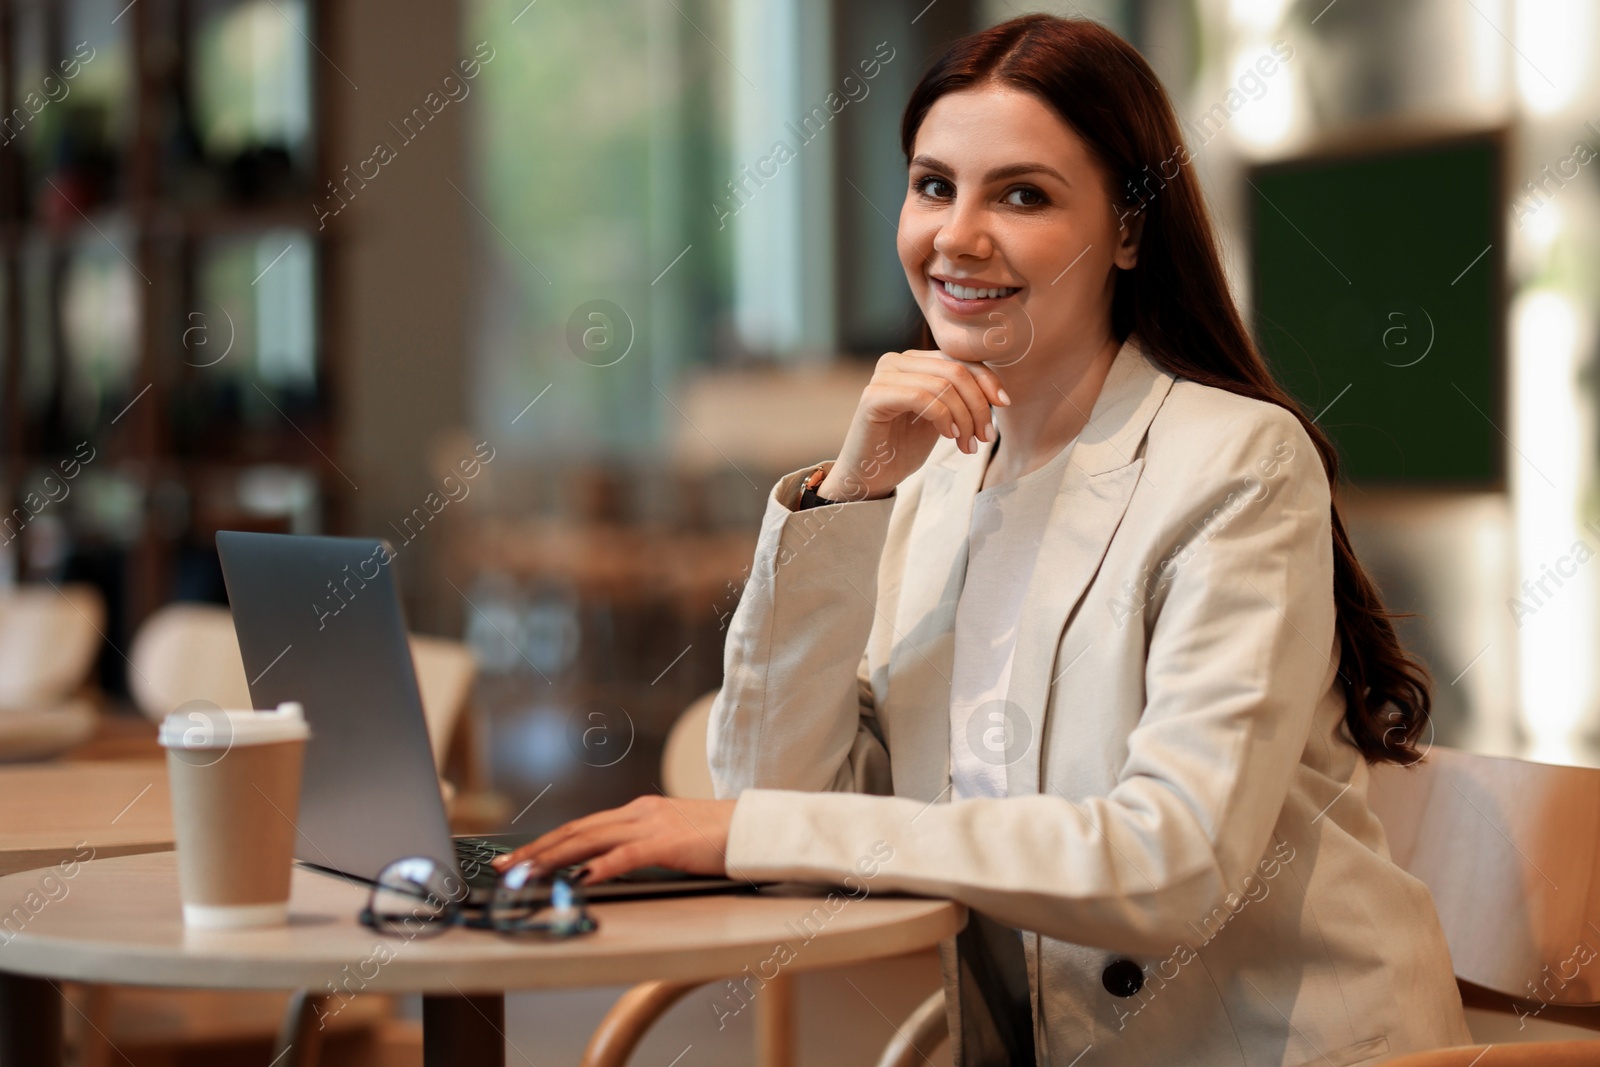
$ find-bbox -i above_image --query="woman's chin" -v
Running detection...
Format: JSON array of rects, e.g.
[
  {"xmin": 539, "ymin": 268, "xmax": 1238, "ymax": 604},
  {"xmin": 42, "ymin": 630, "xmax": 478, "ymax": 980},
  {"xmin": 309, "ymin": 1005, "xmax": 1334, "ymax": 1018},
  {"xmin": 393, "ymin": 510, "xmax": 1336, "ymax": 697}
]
[
  {"xmin": 933, "ymin": 340, "xmax": 989, "ymax": 362},
  {"xmin": 932, "ymin": 325, "xmax": 1028, "ymax": 365}
]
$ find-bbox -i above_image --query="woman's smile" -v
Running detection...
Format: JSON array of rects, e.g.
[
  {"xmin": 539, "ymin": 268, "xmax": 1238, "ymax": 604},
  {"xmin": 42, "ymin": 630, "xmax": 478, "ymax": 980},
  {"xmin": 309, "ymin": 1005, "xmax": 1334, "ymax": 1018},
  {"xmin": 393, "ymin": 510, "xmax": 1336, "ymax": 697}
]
[{"xmin": 930, "ymin": 273, "xmax": 1025, "ymax": 316}]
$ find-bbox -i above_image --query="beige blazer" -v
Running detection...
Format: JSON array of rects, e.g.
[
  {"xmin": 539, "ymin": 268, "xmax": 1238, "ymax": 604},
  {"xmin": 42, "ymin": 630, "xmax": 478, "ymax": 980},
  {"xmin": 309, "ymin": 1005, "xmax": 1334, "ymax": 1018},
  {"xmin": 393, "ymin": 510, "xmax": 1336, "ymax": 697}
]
[{"xmin": 708, "ymin": 336, "xmax": 1474, "ymax": 1066}]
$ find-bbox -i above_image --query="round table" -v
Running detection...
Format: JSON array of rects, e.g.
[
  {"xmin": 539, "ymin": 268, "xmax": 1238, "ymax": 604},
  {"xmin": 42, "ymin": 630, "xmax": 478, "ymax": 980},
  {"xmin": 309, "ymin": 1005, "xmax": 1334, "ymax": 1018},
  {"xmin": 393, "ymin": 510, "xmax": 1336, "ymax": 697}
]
[{"xmin": 0, "ymin": 851, "xmax": 964, "ymax": 1066}]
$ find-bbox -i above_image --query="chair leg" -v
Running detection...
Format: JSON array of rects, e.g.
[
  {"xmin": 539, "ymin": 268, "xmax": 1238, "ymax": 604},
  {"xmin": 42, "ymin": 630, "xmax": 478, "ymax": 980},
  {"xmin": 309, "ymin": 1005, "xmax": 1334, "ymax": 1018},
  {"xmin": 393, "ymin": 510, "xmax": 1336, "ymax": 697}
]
[
  {"xmin": 755, "ymin": 973, "xmax": 795, "ymax": 1067},
  {"xmin": 273, "ymin": 990, "xmax": 329, "ymax": 1067},
  {"xmin": 873, "ymin": 989, "xmax": 948, "ymax": 1067},
  {"xmin": 75, "ymin": 983, "xmax": 116, "ymax": 1067},
  {"xmin": 580, "ymin": 980, "xmax": 707, "ymax": 1067}
]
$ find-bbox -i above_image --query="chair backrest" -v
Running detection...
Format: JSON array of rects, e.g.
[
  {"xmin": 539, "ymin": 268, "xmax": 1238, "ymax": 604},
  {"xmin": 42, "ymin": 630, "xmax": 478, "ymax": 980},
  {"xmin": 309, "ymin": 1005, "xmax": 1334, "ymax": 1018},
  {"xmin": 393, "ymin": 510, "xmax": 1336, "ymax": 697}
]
[
  {"xmin": 130, "ymin": 603, "xmax": 476, "ymax": 772},
  {"xmin": 1368, "ymin": 745, "xmax": 1600, "ymax": 1005},
  {"xmin": 408, "ymin": 634, "xmax": 477, "ymax": 773},
  {"xmin": 661, "ymin": 690, "xmax": 717, "ymax": 800},
  {"xmin": 0, "ymin": 583, "xmax": 106, "ymax": 711},
  {"xmin": 129, "ymin": 603, "xmax": 253, "ymax": 718}
]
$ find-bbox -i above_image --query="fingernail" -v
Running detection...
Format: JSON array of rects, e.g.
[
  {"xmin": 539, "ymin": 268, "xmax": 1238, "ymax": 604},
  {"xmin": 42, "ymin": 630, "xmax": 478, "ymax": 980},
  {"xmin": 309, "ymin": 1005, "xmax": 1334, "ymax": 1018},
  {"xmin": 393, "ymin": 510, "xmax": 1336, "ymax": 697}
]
[
  {"xmin": 981, "ymin": 423, "xmax": 994, "ymax": 443},
  {"xmin": 968, "ymin": 435, "xmax": 979, "ymax": 452},
  {"xmin": 997, "ymin": 388, "xmax": 1011, "ymax": 405}
]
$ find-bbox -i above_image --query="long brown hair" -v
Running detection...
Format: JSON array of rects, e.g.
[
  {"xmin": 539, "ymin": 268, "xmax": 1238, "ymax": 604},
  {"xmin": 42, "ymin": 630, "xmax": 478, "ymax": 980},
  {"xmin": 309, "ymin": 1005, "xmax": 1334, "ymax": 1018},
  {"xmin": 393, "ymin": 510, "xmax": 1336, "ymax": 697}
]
[{"xmin": 902, "ymin": 14, "xmax": 1429, "ymax": 764}]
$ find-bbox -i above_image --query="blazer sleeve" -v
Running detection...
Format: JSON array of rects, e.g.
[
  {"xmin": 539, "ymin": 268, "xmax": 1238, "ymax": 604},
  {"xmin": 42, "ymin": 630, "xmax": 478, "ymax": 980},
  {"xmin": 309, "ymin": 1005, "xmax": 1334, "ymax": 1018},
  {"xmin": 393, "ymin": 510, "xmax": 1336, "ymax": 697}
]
[
  {"xmin": 707, "ymin": 459, "xmax": 899, "ymax": 798},
  {"xmin": 721, "ymin": 408, "xmax": 1341, "ymax": 958}
]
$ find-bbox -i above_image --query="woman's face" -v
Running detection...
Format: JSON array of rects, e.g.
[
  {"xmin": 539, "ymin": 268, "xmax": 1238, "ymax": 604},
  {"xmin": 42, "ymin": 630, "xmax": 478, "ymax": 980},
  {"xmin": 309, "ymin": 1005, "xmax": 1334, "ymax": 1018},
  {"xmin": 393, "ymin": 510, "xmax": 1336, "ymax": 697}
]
[{"xmin": 897, "ymin": 83, "xmax": 1140, "ymax": 370}]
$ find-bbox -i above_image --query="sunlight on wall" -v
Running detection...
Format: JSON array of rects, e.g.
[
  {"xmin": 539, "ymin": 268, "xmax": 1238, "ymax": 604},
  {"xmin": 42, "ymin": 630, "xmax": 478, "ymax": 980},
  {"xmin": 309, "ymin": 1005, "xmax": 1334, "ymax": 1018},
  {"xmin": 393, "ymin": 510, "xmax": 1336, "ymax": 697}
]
[
  {"xmin": 1511, "ymin": 289, "xmax": 1596, "ymax": 763},
  {"xmin": 727, "ymin": 0, "xmax": 834, "ymax": 360},
  {"xmin": 1227, "ymin": 0, "xmax": 1292, "ymax": 34},
  {"xmin": 1466, "ymin": 0, "xmax": 1508, "ymax": 104},
  {"xmin": 1225, "ymin": 43, "xmax": 1298, "ymax": 150},
  {"xmin": 1198, "ymin": 0, "xmax": 1306, "ymax": 159},
  {"xmin": 1513, "ymin": 0, "xmax": 1592, "ymax": 116}
]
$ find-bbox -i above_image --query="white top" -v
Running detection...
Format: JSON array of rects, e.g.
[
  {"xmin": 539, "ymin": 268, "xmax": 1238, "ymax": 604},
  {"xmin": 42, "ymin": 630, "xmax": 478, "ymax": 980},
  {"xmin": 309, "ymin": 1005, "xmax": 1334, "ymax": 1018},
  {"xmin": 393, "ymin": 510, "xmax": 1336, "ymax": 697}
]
[{"xmin": 949, "ymin": 436, "xmax": 1077, "ymax": 800}]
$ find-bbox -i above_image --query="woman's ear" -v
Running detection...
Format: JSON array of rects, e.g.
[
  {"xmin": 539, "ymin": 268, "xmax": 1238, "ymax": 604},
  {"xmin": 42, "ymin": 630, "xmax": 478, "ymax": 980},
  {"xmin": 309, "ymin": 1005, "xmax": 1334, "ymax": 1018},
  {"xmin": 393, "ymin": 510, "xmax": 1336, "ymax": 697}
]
[{"xmin": 1114, "ymin": 209, "xmax": 1145, "ymax": 270}]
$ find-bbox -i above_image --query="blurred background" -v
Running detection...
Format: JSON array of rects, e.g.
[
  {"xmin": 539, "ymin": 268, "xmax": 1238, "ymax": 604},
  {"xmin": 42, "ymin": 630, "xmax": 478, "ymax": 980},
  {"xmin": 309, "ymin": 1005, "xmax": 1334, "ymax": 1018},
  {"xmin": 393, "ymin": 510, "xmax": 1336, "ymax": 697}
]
[{"xmin": 3, "ymin": 0, "xmax": 1600, "ymax": 1062}]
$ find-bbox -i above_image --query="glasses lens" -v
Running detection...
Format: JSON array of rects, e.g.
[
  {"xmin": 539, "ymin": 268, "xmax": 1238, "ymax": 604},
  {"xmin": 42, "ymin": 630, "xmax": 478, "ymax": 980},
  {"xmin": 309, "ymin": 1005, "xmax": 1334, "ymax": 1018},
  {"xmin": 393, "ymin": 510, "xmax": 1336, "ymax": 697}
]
[
  {"xmin": 487, "ymin": 864, "xmax": 596, "ymax": 938},
  {"xmin": 365, "ymin": 856, "xmax": 463, "ymax": 937},
  {"xmin": 486, "ymin": 860, "xmax": 542, "ymax": 927},
  {"xmin": 543, "ymin": 877, "xmax": 598, "ymax": 937}
]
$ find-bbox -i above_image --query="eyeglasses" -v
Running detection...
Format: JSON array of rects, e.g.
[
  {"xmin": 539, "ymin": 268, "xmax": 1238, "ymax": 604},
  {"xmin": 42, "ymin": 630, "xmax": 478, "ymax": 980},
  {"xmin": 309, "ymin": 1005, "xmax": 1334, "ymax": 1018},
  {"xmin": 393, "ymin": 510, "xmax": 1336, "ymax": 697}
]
[{"xmin": 359, "ymin": 855, "xmax": 598, "ymax": 939}]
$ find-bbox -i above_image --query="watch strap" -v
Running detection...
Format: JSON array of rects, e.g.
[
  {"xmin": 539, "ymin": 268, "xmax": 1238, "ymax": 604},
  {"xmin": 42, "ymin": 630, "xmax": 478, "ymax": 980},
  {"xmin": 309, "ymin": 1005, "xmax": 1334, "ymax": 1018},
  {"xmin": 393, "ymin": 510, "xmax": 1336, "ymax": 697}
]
[{"xmin": 797, "ymin": 465, "xmax": 839, "ymax": 510}]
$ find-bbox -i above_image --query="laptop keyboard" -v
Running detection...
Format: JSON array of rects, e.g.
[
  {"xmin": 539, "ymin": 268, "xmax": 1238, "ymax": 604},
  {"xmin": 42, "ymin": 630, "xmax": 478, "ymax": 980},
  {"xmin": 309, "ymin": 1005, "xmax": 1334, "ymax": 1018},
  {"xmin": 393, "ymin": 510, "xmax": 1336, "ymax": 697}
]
[
  {"xmin": 455, "ymin": 837, "xmax": 515, "ymax": 888},
  {"xmin": 453, "ymin": 837, "xmax": 704, "ymax": 889},
  {"xmin": 455, "ymin": 837, "xmax": 589, "ymax": 888}
]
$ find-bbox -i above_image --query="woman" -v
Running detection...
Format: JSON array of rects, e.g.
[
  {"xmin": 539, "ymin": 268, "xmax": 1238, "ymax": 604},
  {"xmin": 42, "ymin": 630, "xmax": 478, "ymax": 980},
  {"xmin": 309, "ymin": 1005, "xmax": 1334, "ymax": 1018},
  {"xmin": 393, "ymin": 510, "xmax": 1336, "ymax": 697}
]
[{"xmin": 497, "ymin": 14, "xmax": 1473, "ymax": 1065}]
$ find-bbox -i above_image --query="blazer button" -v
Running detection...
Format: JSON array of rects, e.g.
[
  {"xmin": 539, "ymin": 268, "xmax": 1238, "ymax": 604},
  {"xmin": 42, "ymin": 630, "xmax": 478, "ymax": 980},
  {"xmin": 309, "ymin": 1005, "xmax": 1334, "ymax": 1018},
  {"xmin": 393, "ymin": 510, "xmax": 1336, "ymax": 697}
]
[{"xmin": 1101, "ymin": 958, "xmax": 1144, "ymax": 998}]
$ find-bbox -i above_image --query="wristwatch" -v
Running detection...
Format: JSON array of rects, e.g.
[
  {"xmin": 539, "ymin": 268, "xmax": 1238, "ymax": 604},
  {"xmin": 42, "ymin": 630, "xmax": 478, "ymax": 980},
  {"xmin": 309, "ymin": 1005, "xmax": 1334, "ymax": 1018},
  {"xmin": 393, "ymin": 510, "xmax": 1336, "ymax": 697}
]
[{"xmin": 797, "ymin": 465, "xmax": 840, "ymax": 510}]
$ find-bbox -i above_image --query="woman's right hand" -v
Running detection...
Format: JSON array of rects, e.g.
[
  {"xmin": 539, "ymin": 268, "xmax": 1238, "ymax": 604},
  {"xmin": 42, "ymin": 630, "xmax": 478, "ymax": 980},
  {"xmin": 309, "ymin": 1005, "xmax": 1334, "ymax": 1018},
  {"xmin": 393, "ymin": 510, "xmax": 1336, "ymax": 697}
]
[{"xmin": 817, "ymin": 349, "xmax": 1011, "ymax": 502}]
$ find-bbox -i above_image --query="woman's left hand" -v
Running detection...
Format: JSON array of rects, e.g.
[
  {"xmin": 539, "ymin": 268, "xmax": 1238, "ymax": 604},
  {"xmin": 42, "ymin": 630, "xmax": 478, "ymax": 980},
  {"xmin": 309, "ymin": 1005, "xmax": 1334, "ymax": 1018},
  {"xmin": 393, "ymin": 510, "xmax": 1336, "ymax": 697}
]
[{"xmin": 489, "ymin": 795, "xmax": 737, "ymax": 884}]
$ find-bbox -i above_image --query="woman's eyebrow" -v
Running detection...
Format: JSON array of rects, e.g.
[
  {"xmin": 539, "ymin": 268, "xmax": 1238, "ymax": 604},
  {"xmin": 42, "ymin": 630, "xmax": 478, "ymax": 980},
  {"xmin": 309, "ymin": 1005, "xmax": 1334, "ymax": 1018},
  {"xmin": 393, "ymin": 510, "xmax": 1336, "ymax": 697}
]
[{"xmin": 910, "ymin": 154, "xmax": 1070, "ymax": 186}]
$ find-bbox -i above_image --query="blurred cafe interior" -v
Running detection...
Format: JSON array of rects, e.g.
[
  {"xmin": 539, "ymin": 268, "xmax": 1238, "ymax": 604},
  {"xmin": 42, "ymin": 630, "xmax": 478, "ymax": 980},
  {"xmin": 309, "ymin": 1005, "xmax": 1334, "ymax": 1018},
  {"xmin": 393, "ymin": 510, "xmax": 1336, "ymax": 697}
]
[{"xmin": 3, "ymin": 0, "xmax": 1600, "ymax": 1063}]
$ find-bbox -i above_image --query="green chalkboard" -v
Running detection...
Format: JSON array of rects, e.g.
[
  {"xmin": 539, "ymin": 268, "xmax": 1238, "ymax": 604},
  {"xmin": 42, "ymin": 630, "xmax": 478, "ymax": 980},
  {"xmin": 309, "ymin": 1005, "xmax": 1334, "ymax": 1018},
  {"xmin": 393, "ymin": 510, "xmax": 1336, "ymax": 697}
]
[{"xmin": 1249, "ymin": 133, "xmax": 1504, "ymax": 487}]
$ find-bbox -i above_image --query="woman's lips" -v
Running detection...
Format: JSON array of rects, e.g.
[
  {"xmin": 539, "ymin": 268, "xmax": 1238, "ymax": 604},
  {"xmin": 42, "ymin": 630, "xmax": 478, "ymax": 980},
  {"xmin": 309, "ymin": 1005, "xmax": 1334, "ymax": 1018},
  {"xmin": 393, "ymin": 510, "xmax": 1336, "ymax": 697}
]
[{"xmin": 931, "ymin": 278, "xmax": 1023, "ymax": 317}]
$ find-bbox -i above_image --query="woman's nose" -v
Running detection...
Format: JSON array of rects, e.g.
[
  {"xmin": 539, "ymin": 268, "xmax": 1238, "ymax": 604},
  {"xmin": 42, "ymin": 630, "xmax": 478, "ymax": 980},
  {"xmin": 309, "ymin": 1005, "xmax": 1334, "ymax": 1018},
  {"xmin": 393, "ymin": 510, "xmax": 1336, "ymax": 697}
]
[{"xmin": 932, "ymin": 198, "xmax": 995, "ymax": 261}]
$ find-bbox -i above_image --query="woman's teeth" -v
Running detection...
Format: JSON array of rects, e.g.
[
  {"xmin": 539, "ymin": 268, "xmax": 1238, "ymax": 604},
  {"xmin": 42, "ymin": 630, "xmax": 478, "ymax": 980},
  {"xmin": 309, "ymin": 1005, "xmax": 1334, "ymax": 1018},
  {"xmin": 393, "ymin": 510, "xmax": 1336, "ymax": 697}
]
[{"xmin": 941, "ymin": 280, "xmax": 1020, "ymax": 300}]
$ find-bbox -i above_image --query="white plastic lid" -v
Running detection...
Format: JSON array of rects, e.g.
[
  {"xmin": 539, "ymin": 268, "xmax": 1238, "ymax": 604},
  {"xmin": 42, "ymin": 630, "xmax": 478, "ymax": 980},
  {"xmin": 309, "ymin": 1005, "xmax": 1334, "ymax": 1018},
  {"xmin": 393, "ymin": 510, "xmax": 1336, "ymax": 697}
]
[{"xmin": 159, "ymin": 701, "xmax": 310, "ymax": 749}]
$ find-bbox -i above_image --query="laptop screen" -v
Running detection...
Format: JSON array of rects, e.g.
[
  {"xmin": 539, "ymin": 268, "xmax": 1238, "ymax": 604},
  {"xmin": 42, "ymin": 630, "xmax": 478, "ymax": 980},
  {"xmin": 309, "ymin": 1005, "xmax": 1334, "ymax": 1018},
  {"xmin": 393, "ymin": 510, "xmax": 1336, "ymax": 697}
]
[{"xmin": 216, "ymin": 531, "xmax": 456, "ymax": 882}]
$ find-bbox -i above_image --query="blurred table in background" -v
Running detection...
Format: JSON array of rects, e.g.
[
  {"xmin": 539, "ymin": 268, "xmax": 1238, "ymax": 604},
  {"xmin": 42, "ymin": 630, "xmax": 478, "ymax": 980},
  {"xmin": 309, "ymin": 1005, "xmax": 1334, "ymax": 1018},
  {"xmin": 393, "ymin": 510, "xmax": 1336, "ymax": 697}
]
[
  {"xmin": 0, "ymin": 759, "xmax": 171, "ymax": 878},
  {"xmin": 442, "ymin": 363, "xmax": 873, "ymax": 832},
  {"xmin": 451, "ymin": 517, "xmax": 757, "ymax": 821}
]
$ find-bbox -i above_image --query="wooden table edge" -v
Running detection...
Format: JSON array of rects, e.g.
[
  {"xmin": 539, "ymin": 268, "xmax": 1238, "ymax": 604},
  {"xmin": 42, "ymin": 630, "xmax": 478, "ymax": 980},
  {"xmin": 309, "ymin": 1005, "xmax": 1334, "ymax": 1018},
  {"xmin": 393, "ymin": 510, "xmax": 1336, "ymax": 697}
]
[
  {"xmin": 0, "ymin": 898, "xmax": 966, "ymax": 995},
  {"xmin": 0, "ymin": 841, "xmax": 174, "ymax": 880}
]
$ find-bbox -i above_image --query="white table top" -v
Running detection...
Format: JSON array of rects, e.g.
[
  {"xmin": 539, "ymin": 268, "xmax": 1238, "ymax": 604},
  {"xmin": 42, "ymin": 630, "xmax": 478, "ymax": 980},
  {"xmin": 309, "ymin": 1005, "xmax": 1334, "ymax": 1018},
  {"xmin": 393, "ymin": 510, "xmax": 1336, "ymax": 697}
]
[{"xmin": 0, "ymin": 851, "xmax": 964, "ymax": 994}]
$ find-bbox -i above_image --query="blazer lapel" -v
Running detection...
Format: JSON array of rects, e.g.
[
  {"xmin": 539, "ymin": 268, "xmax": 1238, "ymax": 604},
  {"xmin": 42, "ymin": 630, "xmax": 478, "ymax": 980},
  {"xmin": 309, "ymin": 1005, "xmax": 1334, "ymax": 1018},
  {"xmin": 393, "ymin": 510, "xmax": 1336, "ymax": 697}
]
[
  {"xmin": 1003, "ymin": 338, "xmax": 1175, "ymax": 797},
  {"xmin": 885, "ymin": 432, "xmax": 989, "ymax": 804}
]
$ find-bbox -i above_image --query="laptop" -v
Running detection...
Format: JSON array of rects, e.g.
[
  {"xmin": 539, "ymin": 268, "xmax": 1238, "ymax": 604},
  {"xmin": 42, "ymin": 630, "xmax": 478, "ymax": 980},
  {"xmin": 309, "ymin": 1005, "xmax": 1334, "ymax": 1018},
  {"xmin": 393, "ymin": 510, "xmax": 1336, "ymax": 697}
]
[{"xmin": 215, "ymin": 530, "xmax": 749, "ymax": 907}]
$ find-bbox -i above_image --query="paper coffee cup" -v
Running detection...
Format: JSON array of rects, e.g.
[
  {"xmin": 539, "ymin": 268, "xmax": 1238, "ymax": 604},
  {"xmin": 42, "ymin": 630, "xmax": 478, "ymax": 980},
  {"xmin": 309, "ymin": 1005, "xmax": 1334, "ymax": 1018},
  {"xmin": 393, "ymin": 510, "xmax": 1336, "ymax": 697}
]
[{"xmin": 160, "ymin": 701, "xmax": 310, "ymax": 929}]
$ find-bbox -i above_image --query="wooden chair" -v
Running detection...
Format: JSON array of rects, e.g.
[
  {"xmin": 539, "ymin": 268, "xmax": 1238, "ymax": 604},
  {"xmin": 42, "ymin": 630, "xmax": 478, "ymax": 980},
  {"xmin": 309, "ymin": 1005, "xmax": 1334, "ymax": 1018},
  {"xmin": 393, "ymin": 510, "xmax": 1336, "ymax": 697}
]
[
  {"xmin": 659, "ymin": 687, "xmax": 717, "ymax": 801},
  {"xmin": 847, "ymin": 745, "xmax": 1600, "ymax": 1066},
  {"xmin": 126, "ymin": 601, "xmax": 253, "ymax": 716},
  {"xmin": 872, "ymin": 989, "xmax": 947, "ymax": 1067},
  {"xmin": 128, "ymin": 602, "xmax": 480, "ymax": 790},
  {"xmin": 0, "ymin": 583, "xmax": 103, "ymax": 762},
  {"xmin": 1368, "ymin": 745, "xmax": 1600, "ymax": 1064},
  {"xmin": 1381, "ymin": 1047, "xmax": 1600, "ymax": 1065},
  {"xmin": 409, "ymin": 634, "xmax": 477, "ymax": 776},
  {"xmin": 580, "ymin": 689, "xmax": 798, "ymax": 1067}
]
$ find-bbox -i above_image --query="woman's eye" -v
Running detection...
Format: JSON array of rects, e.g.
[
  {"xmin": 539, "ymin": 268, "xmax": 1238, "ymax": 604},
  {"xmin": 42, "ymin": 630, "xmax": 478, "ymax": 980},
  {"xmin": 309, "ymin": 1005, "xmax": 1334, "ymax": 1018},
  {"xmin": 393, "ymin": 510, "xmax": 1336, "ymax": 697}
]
[
  {"xmin": 1004, "ymin": 186, "xmax": 1046, "ymax": 207},
  {"xmin": 914, "ymin": 176, "xmax": 953, "ymax": 199}
]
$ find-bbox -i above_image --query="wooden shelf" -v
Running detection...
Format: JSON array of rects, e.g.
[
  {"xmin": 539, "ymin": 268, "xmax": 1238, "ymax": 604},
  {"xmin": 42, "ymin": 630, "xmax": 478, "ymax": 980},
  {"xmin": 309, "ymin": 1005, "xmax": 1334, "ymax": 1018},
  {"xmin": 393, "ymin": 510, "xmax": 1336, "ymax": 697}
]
[{"xmin": 0, "ymin": 0, "xmax": 342, "ymax": 696}]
